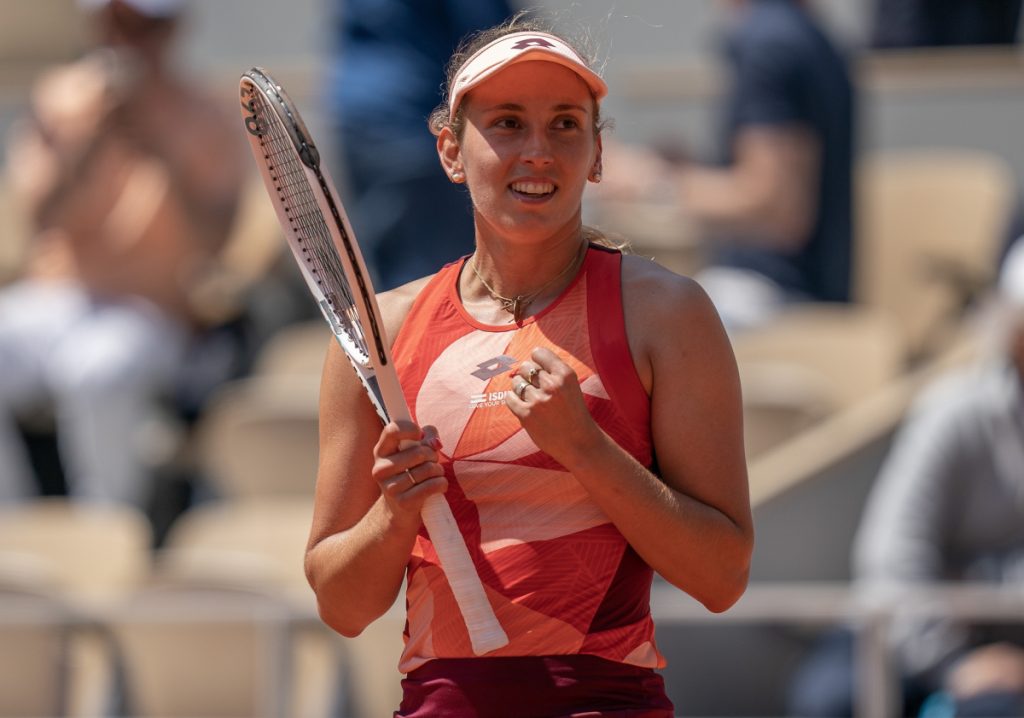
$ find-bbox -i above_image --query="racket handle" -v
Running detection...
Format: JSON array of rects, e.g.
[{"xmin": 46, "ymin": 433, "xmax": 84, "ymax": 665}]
[{"xmin": 420, "ymin": 494, "xmax": 509, "ymax": 655}]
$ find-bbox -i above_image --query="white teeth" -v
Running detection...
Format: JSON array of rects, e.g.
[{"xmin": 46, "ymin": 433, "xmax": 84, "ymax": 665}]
[{"xmin": 511, "ymin": 181, "xmax": 554, "ymax": 196}]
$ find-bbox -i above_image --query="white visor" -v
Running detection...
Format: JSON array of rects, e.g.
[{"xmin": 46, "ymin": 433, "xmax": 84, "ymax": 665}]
[{"xmin": 448, "ymin": 31, "xmax": 607, "ymax": 122}]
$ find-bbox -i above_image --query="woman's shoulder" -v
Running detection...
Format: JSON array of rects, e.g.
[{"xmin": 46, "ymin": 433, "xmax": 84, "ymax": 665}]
[
  {"xmin": 616, "ymin": 252, "xmax": 736, "ymax": 400},
  {"xmin": 619, "ymin": 253, "xmax": 729, "ymax": 357},
  {"xmin": 377, "ymin": 273, "xmax": 439, "ymax": 342},
  {"xmin": 620, "ymin": 253, "xmax": 715, "ymax": 317}
]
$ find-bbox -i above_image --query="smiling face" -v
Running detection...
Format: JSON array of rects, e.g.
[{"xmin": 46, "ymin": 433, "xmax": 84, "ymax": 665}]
[{"xmin": 438, "ymin": 60, "xmax": 602, "ymax": 249}]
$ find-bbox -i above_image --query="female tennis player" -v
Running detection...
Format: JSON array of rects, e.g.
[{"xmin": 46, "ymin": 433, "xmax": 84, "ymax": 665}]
[{"xmin": 305, "ymin": 16, "xmax": 753, "ymax": 717}]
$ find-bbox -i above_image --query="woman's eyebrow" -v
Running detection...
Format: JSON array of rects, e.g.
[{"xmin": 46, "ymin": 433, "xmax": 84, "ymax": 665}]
[
  {"xmin": 552, "ymin": 103, "xmax": 589, "ymax": 113},
  {"xmin": 481, "ymin": 102, "xmax": 525, "ymax": 112},
  {"xmin": 479, "ymin": 102, "xmax": 589, "ymax": 113}
]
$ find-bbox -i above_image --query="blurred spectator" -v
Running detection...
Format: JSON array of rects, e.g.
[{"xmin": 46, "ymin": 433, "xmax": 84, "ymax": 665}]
[
  {"xmin": 327, "ymin": 0, "xmax": 514, "ymax": 291},
  {"xmin": 871, "ymin": 0, "xmax": 1022, "ymax": 48},
  {"xmin": 0, "ymin": 0, "xmax": 244, "ymax": 505},
  {"xmin": 597, "ymin": 0, "xmax": 855, "ymax": 332},
  {"xmin": 788, "ymin": 237, "xmax": 1024, "ymax": 716},
  {"xmin": 680, "ymin": 0, "xmax": 855, "ymax": 331}
]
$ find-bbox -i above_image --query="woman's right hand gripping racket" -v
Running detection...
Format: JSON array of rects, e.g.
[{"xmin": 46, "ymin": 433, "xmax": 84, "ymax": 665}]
[{"xmin": 239, "ymin": 67, "xmax": 508, "ymax": 655}]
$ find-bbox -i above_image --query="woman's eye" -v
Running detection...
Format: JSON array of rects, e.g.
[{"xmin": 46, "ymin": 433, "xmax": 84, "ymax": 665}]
[
  {"xmin": 494, "ymin": 117, "xmax": 520, "ymax": 129},
  {"xmin": 554, "ymin": 117, "xmax": 580, "ymax": 130}
]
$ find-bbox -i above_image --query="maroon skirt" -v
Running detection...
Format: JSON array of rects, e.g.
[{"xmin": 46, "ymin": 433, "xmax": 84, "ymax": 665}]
[{"xmin": 395, "ymin": 654, "xmax": 674, "ymax": 718}]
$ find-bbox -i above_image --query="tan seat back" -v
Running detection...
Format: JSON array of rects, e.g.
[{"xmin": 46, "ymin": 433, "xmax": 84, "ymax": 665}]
[
  {"xmin": 194, "ymin": 377, "xmax": 320, "ymax": 499},
  {"xmin": 855, "ymin": 149, "xmax": 1015, "ymax": 357},
  {"xmin": 0, "ymin": 585, "xmax": 69, "ymax": 718},
  {"xmin": 0, "ymin": 498, "xmax": 152, "ymax": 601},
  {"xmin": 252, "ymin": 320, "xmax": 331, "ymax": 378},
  {"xmin": 160, "ymin": 497, "xmax": 314, "ymax": 592},
  {"xmin": 734, "ymin": 304, "xmax": 907, "ymax": 457},
  {"xmin": 109, "ymin": 584, "xmax": 292, "ymax": 718}
]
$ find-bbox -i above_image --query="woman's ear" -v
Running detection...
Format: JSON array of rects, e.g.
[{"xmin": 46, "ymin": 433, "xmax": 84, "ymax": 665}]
[
  {"xmin": 437, "ymin": 127, "xmax": 465, "ymax": 183},
  {"xmin": 589, "ymin": 135, "xmax": 603, "ymax": 183}
]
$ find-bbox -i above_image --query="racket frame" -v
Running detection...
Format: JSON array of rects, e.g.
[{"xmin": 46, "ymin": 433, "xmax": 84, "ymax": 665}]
[
  {"xmin": 238, "ymin": 67, "xmax": 509, "ymax": 655},
  {"xmin": 240, "ymin": 68, "xmax": 402, "ymax": 424}
]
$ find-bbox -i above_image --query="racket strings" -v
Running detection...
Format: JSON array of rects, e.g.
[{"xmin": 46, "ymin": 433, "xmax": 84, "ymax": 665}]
[{"xmin": 248, "ymin": 89, "xmax": 370, "ymax": 364}]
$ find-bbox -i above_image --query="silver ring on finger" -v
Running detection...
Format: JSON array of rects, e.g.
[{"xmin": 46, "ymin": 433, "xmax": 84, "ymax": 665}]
[
  {"xmin": 405, "ymin": 469, "xmax": 418, "ymax": 488},
  {"xmin": 514, "ymin": 380, "xmax": 529, "ymax": 400},
  {"xmin": 526, "ymin": 366, "xmax": 540, "ymax": 386}
]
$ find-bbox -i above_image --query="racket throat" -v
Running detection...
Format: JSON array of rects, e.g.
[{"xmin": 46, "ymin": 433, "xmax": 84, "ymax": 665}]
[
  {"xmin": 319, "ymin": 296, "xmax": 346, "ymax": 336},
  {"xmin": 361, "ymin": 373, "xmax": 389, "ymax": 424}
]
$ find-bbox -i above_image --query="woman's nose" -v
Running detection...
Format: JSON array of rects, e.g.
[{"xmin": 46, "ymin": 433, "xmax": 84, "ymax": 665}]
[{"xmin": 520, "ymin": 128, "xmax": 553, "ymax": 166}]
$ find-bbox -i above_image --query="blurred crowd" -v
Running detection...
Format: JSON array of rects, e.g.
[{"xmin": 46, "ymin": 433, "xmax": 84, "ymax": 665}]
[{"xmin": 0, "ymin": 0, "xmax": 1023, "ymax": 716}]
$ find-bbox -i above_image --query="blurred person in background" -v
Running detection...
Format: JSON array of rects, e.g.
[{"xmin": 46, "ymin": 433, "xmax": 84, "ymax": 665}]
[
  {"xmin": 788, "ymin": 237, "xmax": 1024, "ymax": 717},
  {"xmin": 682, "ymin": 0, "xmax": 855, "ymax": 331},
  {"xmin": 0, "ymin": 0, "xmax": 244, "ymax": 506},
  {"xmin": 597, "ymin": 0, "xmax": 855, "ymax": 333},
  {"xmin": 328, "ymin": 0, "xmax": 515, "ymax": 291}
]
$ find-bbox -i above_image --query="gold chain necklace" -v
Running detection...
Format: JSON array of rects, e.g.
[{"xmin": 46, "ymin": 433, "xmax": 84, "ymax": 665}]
[{"xmin": 469, "ymin": 243, "xmax": 587, "ymax": 323}]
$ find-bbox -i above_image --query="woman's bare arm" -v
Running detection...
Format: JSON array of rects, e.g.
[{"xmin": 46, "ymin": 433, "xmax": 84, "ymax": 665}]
[
  {"xmin": 507, "ymin": 256, "xmax": 753, "ymax": 611},
  {"xmin": 304, "ymin": 276, "xmax": 447, "ymax": 636}
]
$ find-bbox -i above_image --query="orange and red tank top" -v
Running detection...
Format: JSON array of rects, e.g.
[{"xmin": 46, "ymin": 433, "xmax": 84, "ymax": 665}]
[{"xmin": 391, "ymin": 244, "xmax": 665, "ymax": 673}]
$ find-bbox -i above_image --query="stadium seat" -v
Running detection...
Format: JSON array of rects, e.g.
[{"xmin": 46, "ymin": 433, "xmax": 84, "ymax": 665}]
[
  {"xmin": 107, "ymin": 582, "xmax": 295, "ymax": 718},
  {"xmin": 855, "ymin": 148, "xmax": 1016, "ymax": 358},
  {"xmin": 157, "ymin": 500, "xmax": 352, "ymax": 718},
  {"xmin": 251, "ymin": 320, "xmax": 330, "ymax": 378},
  {"xmin": 0, "ymin": 498, "xmax": 152, "ymax": 601},
  {"xmin": 160, "ymin": 496, "xmax": 314, "ymax": 592},
  {"xmin": 734, "ymin": 303, "xmax": 907, "ymax": 457},
  {"xmin": 192, "ymin": 376, "xmax": 320, "ymax": 499},
  {"xmin": 0, "ymin": 582, "xmax": 70, "ymax": 718}
]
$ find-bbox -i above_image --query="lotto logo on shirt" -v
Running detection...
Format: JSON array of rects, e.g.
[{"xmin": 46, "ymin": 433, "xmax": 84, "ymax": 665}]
[
  {"xmin": 470, "ymin": 354, "xmax": 517, "ymax": 380},
  {"xmin": 468, "ymin": 354, "xmax": 517, "ymax": 408},
  {"xmin": 469, "ymin": 390, "xmax": 512, "ymax": 409}
]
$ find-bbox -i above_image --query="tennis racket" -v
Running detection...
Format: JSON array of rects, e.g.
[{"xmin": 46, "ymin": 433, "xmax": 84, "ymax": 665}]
[{"xmin": 239, "ymin": 67, "xmax": 508, "ymax": 655}]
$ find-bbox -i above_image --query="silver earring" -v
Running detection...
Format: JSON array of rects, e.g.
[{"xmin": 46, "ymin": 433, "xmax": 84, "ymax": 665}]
[
  {"xmin": 590, "ymin": 171, "xmax": 602, "ymax": 183},
  {"xmin": 451, "ymin": 170, "xmax": 464, "ymax": 183}
]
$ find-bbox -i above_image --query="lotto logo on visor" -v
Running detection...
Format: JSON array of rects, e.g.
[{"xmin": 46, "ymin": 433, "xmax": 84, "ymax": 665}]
[
  {"xmin": 511, "ymin": 37, "xmax": 556, "ymax": 50},
  {"xmin": 448, "ymin": 31, "xmax": 607, "ymax": 121}
]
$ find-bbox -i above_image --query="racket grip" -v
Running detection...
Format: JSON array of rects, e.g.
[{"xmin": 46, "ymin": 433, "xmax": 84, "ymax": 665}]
[{"xmin": 420, "ymin": 494, "xmax": 509, "ymax": 655}]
